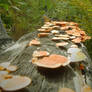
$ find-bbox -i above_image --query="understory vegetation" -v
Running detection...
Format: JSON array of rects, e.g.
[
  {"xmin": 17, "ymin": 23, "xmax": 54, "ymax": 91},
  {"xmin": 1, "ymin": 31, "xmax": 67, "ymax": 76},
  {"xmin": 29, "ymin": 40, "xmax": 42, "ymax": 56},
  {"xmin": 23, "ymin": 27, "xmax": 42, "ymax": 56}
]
[{"xmin": 0, "ymin": 0, "xmax": 92, "ymax": 57}]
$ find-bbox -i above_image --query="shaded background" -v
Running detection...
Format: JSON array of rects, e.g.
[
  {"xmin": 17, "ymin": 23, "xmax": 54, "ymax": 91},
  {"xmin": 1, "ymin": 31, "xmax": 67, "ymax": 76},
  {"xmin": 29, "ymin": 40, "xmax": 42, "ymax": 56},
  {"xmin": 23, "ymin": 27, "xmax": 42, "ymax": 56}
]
[{"xmin": 0, "ymin": 0, "xmax": 92, "ymax": 58}]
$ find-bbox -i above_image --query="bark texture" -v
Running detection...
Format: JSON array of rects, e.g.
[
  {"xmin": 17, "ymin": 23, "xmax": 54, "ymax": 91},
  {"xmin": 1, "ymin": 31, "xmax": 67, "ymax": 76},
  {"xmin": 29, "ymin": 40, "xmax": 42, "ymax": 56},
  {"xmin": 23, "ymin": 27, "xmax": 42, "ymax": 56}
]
[{"xmin": 0, "ymin": 29, "xmax": 92, "ymax": 92}]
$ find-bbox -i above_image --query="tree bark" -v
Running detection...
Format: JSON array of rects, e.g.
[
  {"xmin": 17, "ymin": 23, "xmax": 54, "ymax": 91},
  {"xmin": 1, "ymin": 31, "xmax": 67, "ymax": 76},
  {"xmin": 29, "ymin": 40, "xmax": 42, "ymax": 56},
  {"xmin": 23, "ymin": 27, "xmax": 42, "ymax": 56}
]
[{"xmin": 0, "ymin": 30, "xmax": 92, "ymax": 92}]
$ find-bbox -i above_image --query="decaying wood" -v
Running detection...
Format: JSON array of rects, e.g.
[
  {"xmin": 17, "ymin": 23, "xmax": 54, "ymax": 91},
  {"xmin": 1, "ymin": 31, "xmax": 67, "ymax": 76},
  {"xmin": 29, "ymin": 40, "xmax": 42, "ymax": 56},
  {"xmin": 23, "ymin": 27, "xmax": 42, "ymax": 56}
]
[{"xmin": 0, "ymin": 20, "xmax": 92, "ymax": 92}]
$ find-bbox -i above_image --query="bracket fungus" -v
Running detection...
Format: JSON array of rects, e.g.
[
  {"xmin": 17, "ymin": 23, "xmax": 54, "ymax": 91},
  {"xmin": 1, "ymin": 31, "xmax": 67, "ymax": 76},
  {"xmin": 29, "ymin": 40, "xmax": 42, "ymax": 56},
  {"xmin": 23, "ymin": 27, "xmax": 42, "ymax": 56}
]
[
  {"xmin": 0, "ymin": 62, "xmax": 10, "ymax": 69},
  {"xmin": 58, "ymin": 88, "xmax": 75, "ymax": 92},
  {"xmin": 0, "ymin": 62, "xmax": 17, "ymax": 72},
  {"xmin": 32, "ymin": 54, "xmax": 70, "ymax": 68},
  {"xmin": 0, "ymin": 75, "xmax": 31, "ymax": 91},
  {"xmin": 56, "ymin": 42, "xmax": 68, "ymax": 47},
  {"xmin": 32, "ymin": 51, "xmax": 50, "ymax": 58},
  {"xmin": 67, "ymin": 48, "xmax": 86, "ymax": 62},
  {"xmin": 28, "ymin": 39, "xmax": 41, "ymax": 46},
  {"xmin": 72, "ymin": 37, "xmax": 81, "ymax": 43},
  {"xmin": 51, "ymin": 30, "xmax": 59, "ymax": 34},
  {"xmin": 38, "ymin": 33, "xmax": 49, "ymax": 37},
  {"xmin": 6, "ymin": 65, "xmax": 17, "ymax": 72}
]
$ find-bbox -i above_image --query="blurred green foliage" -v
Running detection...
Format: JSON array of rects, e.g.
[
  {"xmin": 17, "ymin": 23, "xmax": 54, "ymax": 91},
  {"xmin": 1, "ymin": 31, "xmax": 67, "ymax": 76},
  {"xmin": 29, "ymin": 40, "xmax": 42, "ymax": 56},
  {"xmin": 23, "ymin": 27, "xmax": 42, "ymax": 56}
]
[{"xmin": 0, "ymin": 0, "xmax": 92, "ymax": 57}]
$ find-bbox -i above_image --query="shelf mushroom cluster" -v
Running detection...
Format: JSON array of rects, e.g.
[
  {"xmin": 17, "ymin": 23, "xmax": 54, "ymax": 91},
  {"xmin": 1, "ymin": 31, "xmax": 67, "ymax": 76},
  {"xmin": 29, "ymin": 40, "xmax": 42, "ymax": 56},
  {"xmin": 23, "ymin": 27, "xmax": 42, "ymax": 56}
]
[
  {"xmin": 0, "ymin": 62, "xmax": 31, "ymax": 91},
  {"xmin": 28, "ymin": 21, "xmax": 91, "ymax": 69}
]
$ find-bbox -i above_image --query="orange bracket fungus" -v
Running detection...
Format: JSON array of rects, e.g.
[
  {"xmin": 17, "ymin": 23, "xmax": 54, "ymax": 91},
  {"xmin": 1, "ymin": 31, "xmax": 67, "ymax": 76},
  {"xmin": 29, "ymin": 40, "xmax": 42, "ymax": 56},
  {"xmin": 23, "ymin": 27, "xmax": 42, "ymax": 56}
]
[
  {"xmin": 32, "ymin": 51, "xmax": 50, "ymax": 58},
  {"xmin": 28, "ymin": 39, "xmax": 41, "ymax": 46},
  {"xmin": 38, "ymin": 33, "xmax": 49, "ymax": 37},
  {"xmin": 72, "ymin": 37, "xmax": 81, "ymax": 43},
  {"xmin": 32, "ymin": 54, "xmax": 70, "ymax": 68},
  {"xmin": 58, "ymin": 88, "xmax": 75, "ymax": 92},
  {"xmin": 56, "ymin": 42, "xmax": 68, "ymax": 47}
]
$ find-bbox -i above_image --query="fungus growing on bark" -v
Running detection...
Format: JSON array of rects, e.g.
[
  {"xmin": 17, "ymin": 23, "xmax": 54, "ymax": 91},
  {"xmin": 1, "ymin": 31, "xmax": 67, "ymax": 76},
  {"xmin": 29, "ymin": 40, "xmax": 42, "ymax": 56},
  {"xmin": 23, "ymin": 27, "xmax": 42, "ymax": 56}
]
[
  {"xmin": 32, "ymin": 54, "xmax": 70, "ymax": 68},
  {"xmin": 32, "ymin": 51, "xmax": 50, "ymax": 58},
  {"xmin": 55, "ymin": 34, "xmax": 69, "ymax": 38},
  {"xmin": 38, "ymin": 33, "xmax": 49, "ymax": 37},
  {"xmin": 56, "ymin": 42, "xmax": 68, "ymax": 47},
  {"xmin": 0, "ymin": 62, "xmax": 10, "ymax": 69},
  {"xmin": 51, "ymin": 30, "xmax": 59, "ymax": 34},
  {"xmin": 28, "ymin": 39, "xmax": 41, "ymax": 46},
  {"xmin": 6, "ymin": 65, "xmax": 17, "ymax": 72},
  {"xmin": 52, "ymin": 37, "xmax": 61, "ymax": 41},
  {"xmin": 72, "ymin": 37, "xmax": 81, "ymax": 43},
  {"xmin": 0, "ymin": 76, "xmax": 31, "ymax": 91},
  {"xmin": 70, "ymin": 45, "xmax": 78, "ymax": 48},
  {"xmin": 67, "ymin": 48, "xmax": 86, "ymax": 62},
  {"xmin": 0, "ymin": 62, "xmax": 17, "ymax": 72},
  {"xmin": 58, "ymin": 88, "xmax": 75, "ymax": 92}
]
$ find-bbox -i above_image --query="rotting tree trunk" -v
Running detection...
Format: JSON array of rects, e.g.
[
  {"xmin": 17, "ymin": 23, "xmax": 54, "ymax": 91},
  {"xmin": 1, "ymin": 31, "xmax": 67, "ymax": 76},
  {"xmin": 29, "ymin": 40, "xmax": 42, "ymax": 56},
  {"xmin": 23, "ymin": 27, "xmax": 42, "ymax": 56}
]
[{"xmin": 0, "ymin": 21, "xmax": 92, "ymax": 92}]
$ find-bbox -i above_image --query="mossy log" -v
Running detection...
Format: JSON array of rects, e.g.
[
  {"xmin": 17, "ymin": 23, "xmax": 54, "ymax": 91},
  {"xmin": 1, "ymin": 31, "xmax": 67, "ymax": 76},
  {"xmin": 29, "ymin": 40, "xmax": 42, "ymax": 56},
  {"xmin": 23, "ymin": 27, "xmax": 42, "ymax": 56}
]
[{"xmin": 0, "ymin": 29, "xmax": 92, "ymax": 92}]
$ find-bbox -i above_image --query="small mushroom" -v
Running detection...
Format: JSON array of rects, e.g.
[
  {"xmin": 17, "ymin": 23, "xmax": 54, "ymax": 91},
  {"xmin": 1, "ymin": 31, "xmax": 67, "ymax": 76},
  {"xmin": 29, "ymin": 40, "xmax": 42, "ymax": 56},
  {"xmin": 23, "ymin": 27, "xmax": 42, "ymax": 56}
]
[
  {"xmin": 72, "ymin": 37, "xmax": 81, "ymax": 43},
  {"xmin": 0, "ymin": 66, "xmax": 5, "ymax": 71},
  {"xmin": 70, "ymin": 45, "xmax": 78, "ymax": 48},
  {"xmin": 0, "ymin": 62, "xmax": 10, "ymax": 69},
  {"xmin": 38, "ymin": 28, "xmax": 45, "ymax": 32},
  {"xmin": 6, "ymin": 65, "xmax": 17, "ymax": 72},
  {"xmin": 28, "ymin": 39, "xmax": 41, "ymax": 46},
  {"xmin": 58, "ymin": 88, "xmax": 75, "ymax": 92},
  {"xmin": 69, "ymin": 36, "xmax": 76, "ymax": 39},
  {"xmin": 38, "ymin": 33, "xmax": 49, "ymax": 37},
  {"xmin": 52, "ymin": 37, "xmax": 61, "ymax": 41},
  {"xmin": 32, "ymin": 54, "xmax": 70, "ymax": 68},
  {"xmin": 0, "ymin": 75, "xmax": 31, "ymax": 91},
  {"xmin": 55, "ymin": 34, "xmax": 69, "ymax": 38},
  {"xmin": 32, "ymin": 51, "xmax": 50, "ymax": 58},
  {"xmin": 67, "ymin": 48, "xmax": 86, "ymax": 62},
  {"xmin": 51, "ymin": 30, "xmax": 59, "ymax": 34},
  {"xmin": 67, "ymin": 48, "xmax": 81, "ymax": 54},
  {"xmin": 56, "ymin": 42, "xmax": 68, "ymax": 47}
]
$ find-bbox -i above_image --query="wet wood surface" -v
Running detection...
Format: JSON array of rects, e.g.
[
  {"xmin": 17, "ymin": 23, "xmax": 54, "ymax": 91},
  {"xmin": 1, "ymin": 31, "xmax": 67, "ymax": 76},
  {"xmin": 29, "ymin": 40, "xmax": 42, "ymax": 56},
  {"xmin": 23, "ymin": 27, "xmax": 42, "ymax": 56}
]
[{"xmin": 0, "ymin": 30, "xmax": 92, "ymax": 92}]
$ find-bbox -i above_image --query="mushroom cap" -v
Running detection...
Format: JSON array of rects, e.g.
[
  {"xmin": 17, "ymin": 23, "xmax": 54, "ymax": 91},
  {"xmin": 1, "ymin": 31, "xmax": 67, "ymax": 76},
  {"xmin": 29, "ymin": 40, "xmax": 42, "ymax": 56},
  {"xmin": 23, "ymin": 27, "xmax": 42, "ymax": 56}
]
[
  {"xmin": 55, "ymin": 34, "xmax": 69, "ymax": 38},
  {"xmin": 70, "ymin": 45, "xmax": 78, "ymax": 48},
  {"xmin": 28, "ymin": 39, "xmax": 41, "ymax": 46},
  {"xmin": 0, "ymin": 71, "xmax": 9, "ymax": 83},
  {"xmin": 38, "ymin": 33, "xmax": 49, "ymax": 37},
  {"xmin": 72, "ymin": 37, "xmax": 81, "ymax": 43},
  {"xmin": 67, "ymin": 48, "xmax": 81, "ymax": 54},
  {"xmin": 67, "ymin": 48, "xmax": 86, "ymax": 62},
  {"xmin": 32, "ymin": 54, "xmax": 70, "ymax": 68},
  {"xmin": 51, "ymin": 30, "xmax": 59, "ymax": 34},
  {"xmin": 0, "ymin": 76, "xmax": 31, "ymax": 91},
  {"xmin": 56, "ymin": 42, "xmax": 68, "ymax": 47},
  {"xmin": 32, "ymin": 51, "xmax": 50, "ymax": 58},
  {"xmin": 52, "ymin": 37, "xmax": 61, "ymax": 41},
  {"xmin": 58, "ymin": 88, "xmax": 75, "ymax": 92},
  {"xmin": 0, "ymin": 62, "xmax": 10, "ymax": 69},
  {"xmin": 69, "ymin": 51, "xmax": 86, "ymax": 62},
  {"xmin": 6, "ymin": 65, "xmax": 17, "ymax": 72}
]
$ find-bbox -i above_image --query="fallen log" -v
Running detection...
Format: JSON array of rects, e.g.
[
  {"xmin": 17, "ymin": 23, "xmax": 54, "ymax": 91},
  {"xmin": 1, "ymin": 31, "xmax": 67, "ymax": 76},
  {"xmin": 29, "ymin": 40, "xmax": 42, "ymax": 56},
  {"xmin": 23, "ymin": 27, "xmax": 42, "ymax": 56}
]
[{"xmin": 0, "ymin": 20, "xmax": 92, "ymax": 92}]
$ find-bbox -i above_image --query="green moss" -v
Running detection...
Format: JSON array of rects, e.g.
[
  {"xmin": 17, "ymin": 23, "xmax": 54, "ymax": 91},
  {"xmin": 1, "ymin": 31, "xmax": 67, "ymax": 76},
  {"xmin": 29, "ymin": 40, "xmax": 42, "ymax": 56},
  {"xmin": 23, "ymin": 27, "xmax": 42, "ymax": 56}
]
[{"xmin": 0, "ymin": 0, "xmax": 92, "ymax": 57}]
